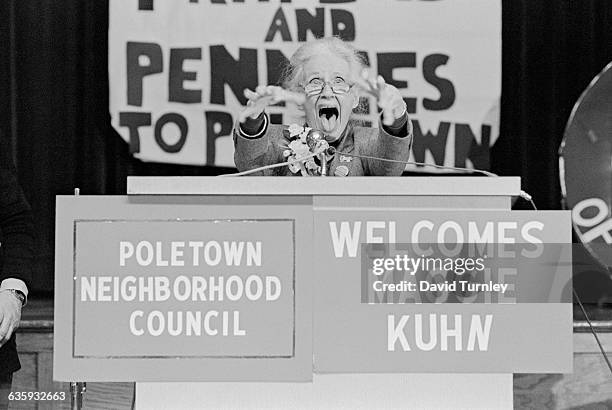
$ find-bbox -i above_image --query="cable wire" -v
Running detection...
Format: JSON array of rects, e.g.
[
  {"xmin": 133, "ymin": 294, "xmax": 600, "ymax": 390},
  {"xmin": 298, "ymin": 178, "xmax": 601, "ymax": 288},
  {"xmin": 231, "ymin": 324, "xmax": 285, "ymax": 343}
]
[
  {"xmin": 518, "ymin": 190, "xmax": 538, "ymax": 210},
  {"xmin": 217, "ymin": 152, "xmax": 318, "ymax": 177},
  {"xmin": 220, "ymin": 148, "xmax": 499, "ymax": 177},
  {"xmin": 574, "ymin": 288, "xmax": 612, "ymax": 375},
  {"xmin": 334, "ymin": 151, "xmax": 499, "ymax": 177}
]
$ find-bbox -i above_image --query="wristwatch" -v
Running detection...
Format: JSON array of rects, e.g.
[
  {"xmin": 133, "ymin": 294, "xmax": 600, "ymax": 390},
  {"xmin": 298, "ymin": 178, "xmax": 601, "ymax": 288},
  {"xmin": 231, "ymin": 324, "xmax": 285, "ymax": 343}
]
[{"xmin": 4, "ymin": 289, "xmax": 26, "ymax": 306}]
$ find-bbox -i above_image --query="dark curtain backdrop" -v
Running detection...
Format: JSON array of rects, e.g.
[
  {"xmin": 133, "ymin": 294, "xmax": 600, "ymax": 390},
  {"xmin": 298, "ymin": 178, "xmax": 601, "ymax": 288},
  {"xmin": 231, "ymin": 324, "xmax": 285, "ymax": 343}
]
[{"xmin": 1, "ymin": 1, "xmax": 611, "ymax": 293}]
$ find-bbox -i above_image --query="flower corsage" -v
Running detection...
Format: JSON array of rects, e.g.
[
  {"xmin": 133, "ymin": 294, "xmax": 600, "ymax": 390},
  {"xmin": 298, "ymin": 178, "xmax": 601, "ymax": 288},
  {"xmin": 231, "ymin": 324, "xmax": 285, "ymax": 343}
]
[{"xmin": 282, "ymin": 124, "xmax": 321, "ymax": 176}]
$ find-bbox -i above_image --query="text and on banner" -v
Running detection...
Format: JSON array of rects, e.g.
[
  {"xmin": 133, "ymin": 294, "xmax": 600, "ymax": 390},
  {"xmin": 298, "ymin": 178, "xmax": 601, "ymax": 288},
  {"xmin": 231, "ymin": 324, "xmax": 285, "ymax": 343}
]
[{"xmin": 109, "ymin": 0, "xmax": 501, "ymax": 168}]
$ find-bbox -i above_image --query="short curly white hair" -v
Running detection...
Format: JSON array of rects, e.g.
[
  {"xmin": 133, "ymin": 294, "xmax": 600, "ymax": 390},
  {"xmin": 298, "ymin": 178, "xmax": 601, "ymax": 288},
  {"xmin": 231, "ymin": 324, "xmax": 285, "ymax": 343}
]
[{"xmin": 281, "ymin": 37, "xmax": 366, "ymax": 93}]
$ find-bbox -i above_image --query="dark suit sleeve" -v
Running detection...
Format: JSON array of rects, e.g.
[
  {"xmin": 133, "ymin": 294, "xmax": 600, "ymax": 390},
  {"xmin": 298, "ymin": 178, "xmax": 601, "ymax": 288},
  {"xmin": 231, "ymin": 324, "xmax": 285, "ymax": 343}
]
[{"xmin": 0, "ymin": 149, "xmax": 34, "ymax": 287}]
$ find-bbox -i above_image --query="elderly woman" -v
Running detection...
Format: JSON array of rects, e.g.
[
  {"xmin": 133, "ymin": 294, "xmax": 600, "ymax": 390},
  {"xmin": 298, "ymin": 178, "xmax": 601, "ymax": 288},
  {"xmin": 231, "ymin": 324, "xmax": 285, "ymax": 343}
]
[{"xmin": 234, "ymin": 37, "xmax": 412, "ymax": 176}]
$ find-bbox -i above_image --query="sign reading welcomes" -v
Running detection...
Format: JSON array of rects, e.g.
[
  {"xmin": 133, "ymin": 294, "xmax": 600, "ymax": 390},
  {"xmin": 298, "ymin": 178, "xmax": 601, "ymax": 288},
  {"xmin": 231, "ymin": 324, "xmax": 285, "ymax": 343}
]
[
  {"xmin": 109, "ymin": 0, "xmax": 501, "ymax": 169},
  {"xmin": 314, "ymin": 211, "xmax": 572, "ymax": 373}
]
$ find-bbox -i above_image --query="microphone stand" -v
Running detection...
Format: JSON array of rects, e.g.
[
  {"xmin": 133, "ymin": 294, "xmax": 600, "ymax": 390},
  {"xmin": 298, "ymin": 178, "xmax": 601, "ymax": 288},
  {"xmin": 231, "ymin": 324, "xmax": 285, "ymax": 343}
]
[
  {"xmin": 306, "ymin": 129, "xmax": 330, "ymax": 177},
  {"xmin": 319, "ymin": 152, "xmax": 328, "ymax": 176}
]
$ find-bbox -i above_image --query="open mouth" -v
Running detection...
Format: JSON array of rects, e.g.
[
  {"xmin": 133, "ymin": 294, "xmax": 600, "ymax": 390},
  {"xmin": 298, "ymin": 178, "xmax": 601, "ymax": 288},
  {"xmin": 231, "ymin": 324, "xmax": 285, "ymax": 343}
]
[{"xmin": 318, "ymin": 106, "xmax": 339, "ymax": 133}]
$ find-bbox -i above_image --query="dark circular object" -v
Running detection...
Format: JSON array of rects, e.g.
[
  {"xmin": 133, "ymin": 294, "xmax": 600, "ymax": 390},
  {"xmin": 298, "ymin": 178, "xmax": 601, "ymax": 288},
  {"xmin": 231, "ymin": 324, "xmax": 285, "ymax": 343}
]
[{"xmin": 560, "ymin": 61, "xmax": 612, "ymax": 268}]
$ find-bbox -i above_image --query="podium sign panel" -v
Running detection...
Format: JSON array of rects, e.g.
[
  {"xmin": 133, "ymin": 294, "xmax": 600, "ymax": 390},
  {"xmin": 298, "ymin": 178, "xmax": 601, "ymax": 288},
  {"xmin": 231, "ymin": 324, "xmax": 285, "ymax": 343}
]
[
  {"xmin": 54, "ymin": 196, "xmax": 313, "ymax": 381},
  {"xmin": 73, "ymin": 220, "xmax": 295, "ymax": 358},
  {"xmin": 313, "ymin": 210, "xmax": 572, "ymax": 373}
]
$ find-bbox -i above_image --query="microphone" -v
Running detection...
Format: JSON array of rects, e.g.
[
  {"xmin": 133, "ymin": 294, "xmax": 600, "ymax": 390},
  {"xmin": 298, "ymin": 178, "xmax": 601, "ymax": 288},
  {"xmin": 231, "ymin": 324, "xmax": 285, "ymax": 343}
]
[
  {"xmin": 306, "ymin": 129, "xmax": 333, "ymax": 176},
  {"xmin": 306, "ymin": 129, "xmax": 329, "ymax": 153}
]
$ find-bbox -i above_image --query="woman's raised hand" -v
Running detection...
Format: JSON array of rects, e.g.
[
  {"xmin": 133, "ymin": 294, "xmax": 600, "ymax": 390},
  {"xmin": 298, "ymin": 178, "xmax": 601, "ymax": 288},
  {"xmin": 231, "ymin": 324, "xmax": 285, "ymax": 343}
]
[
  {"xmin": 239, "ymin": 85, "xmax": 306, "ymax": 123},
  {"xmin": 355, "ymin": 69, "xmax": 407, "ymax": 127}
]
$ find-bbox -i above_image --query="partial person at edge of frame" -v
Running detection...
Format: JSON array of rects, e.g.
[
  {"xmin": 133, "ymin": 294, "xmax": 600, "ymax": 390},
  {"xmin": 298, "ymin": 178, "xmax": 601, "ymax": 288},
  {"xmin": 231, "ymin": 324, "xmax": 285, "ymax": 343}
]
[{"xmin": 0, "ymin": 143, "xmax": 35, "ymax": 410}]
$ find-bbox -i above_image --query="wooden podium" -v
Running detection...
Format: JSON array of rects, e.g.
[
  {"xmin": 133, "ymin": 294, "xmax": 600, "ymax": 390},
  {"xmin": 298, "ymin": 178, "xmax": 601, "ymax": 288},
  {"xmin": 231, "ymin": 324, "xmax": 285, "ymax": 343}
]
[{"xmin": 54, "ymin": 176, "xmax": 572, "ymax": 409}]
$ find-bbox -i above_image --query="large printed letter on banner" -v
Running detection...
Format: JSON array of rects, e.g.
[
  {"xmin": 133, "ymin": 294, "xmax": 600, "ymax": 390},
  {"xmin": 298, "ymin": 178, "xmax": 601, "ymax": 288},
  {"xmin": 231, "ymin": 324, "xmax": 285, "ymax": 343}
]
[{"xmin": 109, "ymin": 0, "xmax": 500, "ymax": 168}]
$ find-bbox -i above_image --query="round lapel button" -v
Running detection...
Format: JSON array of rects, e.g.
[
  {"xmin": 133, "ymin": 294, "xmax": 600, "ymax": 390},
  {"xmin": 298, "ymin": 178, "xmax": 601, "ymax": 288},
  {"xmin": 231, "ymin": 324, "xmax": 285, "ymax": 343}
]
[{"xmin": 334, "ymin": 165, "xmax": 349, "ymax": 177}]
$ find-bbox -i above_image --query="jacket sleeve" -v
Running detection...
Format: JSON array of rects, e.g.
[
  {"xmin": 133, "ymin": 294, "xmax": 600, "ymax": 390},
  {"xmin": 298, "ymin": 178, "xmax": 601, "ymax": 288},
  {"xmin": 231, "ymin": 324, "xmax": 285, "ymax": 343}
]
[
  {"xmin": 366, "ymin": 113, "xmax": 413, "ymax": 176},
  {"xmin": 233, "ymin": 115, "xmax": 286, "ymax": 175},
  {"xmin": 0, "ymin": 149, "xmax": 34, "ymax": 287}
]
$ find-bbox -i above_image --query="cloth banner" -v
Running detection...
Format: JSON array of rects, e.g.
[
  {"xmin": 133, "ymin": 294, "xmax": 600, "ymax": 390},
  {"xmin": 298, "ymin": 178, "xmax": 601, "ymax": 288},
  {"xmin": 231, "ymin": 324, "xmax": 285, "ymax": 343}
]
[{"xmin": 109, "ymin": 0, "xmax": 501, "ymax": 169}]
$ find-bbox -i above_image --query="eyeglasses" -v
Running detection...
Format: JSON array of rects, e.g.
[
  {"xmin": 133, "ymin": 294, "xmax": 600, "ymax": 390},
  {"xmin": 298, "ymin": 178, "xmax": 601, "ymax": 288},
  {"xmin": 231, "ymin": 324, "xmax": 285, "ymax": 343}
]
[{"xmin": 303, "ymin": 77, "xmax": 352, "ymax": 96}]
